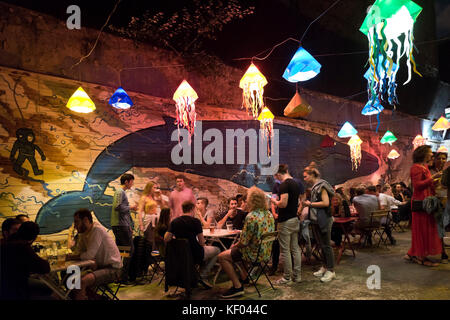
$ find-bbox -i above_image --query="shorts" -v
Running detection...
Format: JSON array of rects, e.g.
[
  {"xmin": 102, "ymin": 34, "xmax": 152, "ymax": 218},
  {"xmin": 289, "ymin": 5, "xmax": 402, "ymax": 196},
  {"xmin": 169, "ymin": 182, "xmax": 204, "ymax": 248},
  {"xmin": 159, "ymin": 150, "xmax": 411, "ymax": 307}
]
[
  {"xmin": 88, "ymin": 267, "xmax": 121, "ymax": 287},
  {"xmin": 230, "ymin": 247, "xmax": 243, "ymax": 262}
]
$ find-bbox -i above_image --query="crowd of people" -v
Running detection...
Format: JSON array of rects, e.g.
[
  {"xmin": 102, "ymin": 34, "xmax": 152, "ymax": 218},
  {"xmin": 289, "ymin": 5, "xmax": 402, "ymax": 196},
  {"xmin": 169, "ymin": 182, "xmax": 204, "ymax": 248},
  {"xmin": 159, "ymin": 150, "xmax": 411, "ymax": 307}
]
[{"xmin": 1, "ymin": 146, "xmax": 449, "ymax": 300}]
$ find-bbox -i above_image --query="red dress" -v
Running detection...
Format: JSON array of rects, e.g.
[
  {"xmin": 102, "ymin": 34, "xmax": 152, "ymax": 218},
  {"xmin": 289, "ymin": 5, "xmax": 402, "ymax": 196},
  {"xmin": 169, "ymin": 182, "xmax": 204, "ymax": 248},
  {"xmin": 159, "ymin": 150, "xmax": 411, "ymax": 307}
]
[{"xmin": 407, "ymin": 164, "xmax": 441, "ymax": 257}]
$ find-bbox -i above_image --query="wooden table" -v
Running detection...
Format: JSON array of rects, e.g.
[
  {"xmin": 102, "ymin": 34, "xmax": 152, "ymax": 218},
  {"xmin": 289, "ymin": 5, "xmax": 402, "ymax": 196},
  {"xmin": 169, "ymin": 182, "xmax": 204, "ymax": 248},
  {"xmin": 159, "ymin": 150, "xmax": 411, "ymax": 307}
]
[
  {"xmin": 33, "ymin": 259, "xmax": 96, "ymax": 300},
  {"xmin": 333, "ymin": 217, "xmax": 358, "ymax": 265}
]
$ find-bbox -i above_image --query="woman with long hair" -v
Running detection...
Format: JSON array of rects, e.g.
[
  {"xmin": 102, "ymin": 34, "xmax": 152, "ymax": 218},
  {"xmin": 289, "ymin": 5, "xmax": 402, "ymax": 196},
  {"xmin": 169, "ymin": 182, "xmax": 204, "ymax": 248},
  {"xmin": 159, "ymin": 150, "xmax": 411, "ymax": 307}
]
[
  {"xmin": 302, "ymin": 166, "xmax": 336, "ymax": 282},
  {"xmin": 404, "ymin": 145, "xmax": 442, "ymax": 266},
  {"xmin": 154, "ymin": 207, "xmax": 171, "ymax": 257},
  {"xmin": 138, "ymin": 182, "xmax": 168, "ymax": 243}
]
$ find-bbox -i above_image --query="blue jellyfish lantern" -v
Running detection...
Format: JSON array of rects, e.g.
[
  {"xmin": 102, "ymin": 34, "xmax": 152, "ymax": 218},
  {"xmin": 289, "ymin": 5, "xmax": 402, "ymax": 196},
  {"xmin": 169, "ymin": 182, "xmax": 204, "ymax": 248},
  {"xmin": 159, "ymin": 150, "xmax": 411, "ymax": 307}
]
[
  {"xmin": 338, "ymin": 121, "xmax": 358, "ymax": 138},
  {"xmin": 364, "ymin": 56, "xmax": 399, "ymax": 106},
  {"xmin": 282, "ymin": 47, "xmax": 321, "ymax": 82},
  {"xmin": 362, "ymin": 98, "xmax": 384, "ymax": 116},
  {"xmin": 109, "ymin": 87, "xmax": 133, "ymax": 109}
]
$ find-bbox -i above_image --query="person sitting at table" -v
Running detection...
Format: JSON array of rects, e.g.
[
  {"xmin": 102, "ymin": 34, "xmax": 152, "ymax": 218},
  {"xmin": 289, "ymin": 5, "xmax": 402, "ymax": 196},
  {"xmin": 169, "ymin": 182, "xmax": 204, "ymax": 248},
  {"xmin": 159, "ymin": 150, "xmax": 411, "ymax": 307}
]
[
  {"xmin": 195, "ymin": 197, "xmax": 216, "ymax": 228},
  {"xmin": 154, "ymin": 207, "xmax": 171, "ymax": 258},
  {"xmin": 217, "ymin": 197, "xmax": 248, "ymax": 230},
  {"xmin": 15, "ymin": 214, "xmax": 30, "ymax": 223},
  {"xmin": 67, "ymin": 209, "xmax": 122, "ymax": 300},
  {"xmin": 1, "ymin": 217, "xmax": 21, "ymax": 243},
  {"xmin": 236, "ymin": 194, "xmax": 244, "ymax": 210},
  {"xmin": 352, "ymin": 185, "xmax": 380, "ymax": 245},
  {"xmin": 218, "ymin": 186, "xmax": 275, "ymax": 298},
  {"xmin": 164, "ymin": 201, "xmax": 220, "ymax": 288},
  {"xmin": 1, "ymin": 221, "xmax": 51, "ymax": 300},
  {"xmin": 330, "ymin": 194, "xmax": 351, "ymax": 248}
]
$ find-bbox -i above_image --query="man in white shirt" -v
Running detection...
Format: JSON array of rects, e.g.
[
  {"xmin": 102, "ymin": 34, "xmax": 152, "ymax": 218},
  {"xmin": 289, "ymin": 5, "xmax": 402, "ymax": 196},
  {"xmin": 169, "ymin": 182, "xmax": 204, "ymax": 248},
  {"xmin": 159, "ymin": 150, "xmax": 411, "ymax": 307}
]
[
  {"xmin": 68, "ymin": 209, "xmax": 122, "ymax": 300},
  {"xmin": 378, "ymin": 184, "xmax": 407, "ymax": 210}
]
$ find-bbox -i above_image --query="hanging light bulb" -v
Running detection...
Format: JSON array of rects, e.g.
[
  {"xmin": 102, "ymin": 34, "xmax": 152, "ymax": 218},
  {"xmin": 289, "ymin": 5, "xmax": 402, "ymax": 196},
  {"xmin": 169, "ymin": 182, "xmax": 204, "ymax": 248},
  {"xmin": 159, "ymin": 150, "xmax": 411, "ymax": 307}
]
[
  {"xmin": 257, "ymin": 106, "xmax": 275, "ymax": 155},
  {"xmin": 282, "ymin": 47, "xmax": 321, "ymax": 82},
  {"xmin": 283, "ymin": 91, "xmax": 312, "ymax": 118},
  {"xmin": 109, "ymin": 87, "xmax": 133, "ymax": 109},
  {"xmin": 348, "ymin": 135, "xmax": 363, "ymax": 171},
  {"xmin": 360, "ymin": 0, "xmax": 422, "ymax": 107},
  {"xmin": 412, "ymin": 134, "xmax": 426, "ymax": 149},
  {"xmin": 173, "ymin": 80, "xmax": 198, "ymax": 141},
  {"xmin": 387, "ymin": 149, "xmax": 400, "ymax": 159},
  {"xmin": 66, "ymin": 87, "xmax": 96, "ymax": 113},
  {"xmin": 338, "ymin": 122, "xmax": 358, "ymax": 138},
  {"xmin": 380, "ymin": 130, "xmax": 397, "ymax": 145},
  {"xmin": 239, "ymin": 63, "xmax": 267, "ymax": 119}
]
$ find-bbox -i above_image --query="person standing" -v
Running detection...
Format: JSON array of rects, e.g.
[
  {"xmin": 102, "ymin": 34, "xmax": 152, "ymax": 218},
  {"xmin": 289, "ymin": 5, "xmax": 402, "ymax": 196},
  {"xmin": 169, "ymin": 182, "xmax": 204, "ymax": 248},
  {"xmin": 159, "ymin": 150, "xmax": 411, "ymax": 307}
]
[
  {"xmin": 404, "ymin": 145, "xmax": 442, "ymax": 267},
  {"xmin": 302, "ymin": 166, "xmax": 336, "ymax": 283},
  {"xmin": 138, "ymin": 182, "xmax": 168, "ymax": 244},
  {"xmin": 270, "ymin": 164, "xmax": 302, "ymax": 285},
  {"xmin": 169, "ymin": 175, "xmax": 196, "ymax": 221},
  {"xmin": 111, "ymin": 173, "xmax": 136, "ymax": 281}
]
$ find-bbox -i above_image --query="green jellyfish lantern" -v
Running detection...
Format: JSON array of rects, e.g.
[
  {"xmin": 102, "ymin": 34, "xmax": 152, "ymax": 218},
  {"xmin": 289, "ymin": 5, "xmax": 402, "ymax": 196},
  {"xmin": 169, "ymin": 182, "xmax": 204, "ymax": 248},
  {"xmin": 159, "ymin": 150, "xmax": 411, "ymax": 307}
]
[{"xmin": 360, "ymin": 0, "xmax": 422, "ymax": 107}]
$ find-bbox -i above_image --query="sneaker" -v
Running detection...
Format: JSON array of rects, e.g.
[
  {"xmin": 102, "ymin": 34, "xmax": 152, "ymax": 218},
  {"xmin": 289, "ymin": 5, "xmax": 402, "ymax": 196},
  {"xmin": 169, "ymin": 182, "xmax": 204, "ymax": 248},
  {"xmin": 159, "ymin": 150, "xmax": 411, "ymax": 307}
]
[
  {"xmin": 320, "ymin": 271, "xmax": 336, "ymax": 283},
  {"xmin": 275, "ymin": 277, "xmax": 292, "ymax": 285},
  {"xmin": 199, "ymin": 278, "xmax": 213, "ymax": 290},
  {"xmin": 313, "ymin": 267, "xmax": 327, "ymax": 278},
  {"xmin": 221, "ymin": 286, "xmax": 244, "ymax": 298}
]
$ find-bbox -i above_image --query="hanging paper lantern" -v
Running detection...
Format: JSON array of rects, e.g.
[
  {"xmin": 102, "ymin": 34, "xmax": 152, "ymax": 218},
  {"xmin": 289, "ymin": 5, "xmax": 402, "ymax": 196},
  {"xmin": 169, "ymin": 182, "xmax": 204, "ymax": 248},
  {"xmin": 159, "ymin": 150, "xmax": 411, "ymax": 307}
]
[
  {"xmin": 283, "ymin": 91, "xmax": 312, "ymax": 118},
  {"xmin": 338, "ymin": 122, "xmax": 358, "ymax": 138},
  {"xmin": 239, "ymin": 63, "xmax": 267, "ymax": 119},
  {"xmin": 257, "ymin": 106, "xmax": 275, "ymax": 154},
  {"xmin": 360, "ymin": 0, "xmax": 423, "ymax": 106},
  {"xmin": 364, "ymin": 57, "xmax": 398, "ymax": 106},
  {"xmin": 66, "ymin": 87, "xmax": 96, "ymax": 113},
  {"xmin": 412, "ymin": 134, "xmax": 426, "ymax": 149},
  {"xmin": 282, "ymin": 47, "xmax": 321, "ymax": 82},
  {"xmin": 348, "ymin": 135, "xmax": 363, "ymax": 171},
  {"xmin": 431, "ymin": 116, "xmax": 450, "ymax": 131},
  {"xmin": 320, "ymin": 135, "xmax": 336, "ymax": 148},
  {"xmin": 173, "ymin": 80, "xmax": 198, "ymax": 140},
  {"xmin": 108, "ymin": 87, "xmax": 133, "ymax": 109},
  {"xmin": 362, "ymin": 97, "xmax": 384, "ymax": 116},
  {"xmin": 380, "ymin": 130, "xmax": 398, "ymax": 145},
  {"xmin": 437, "ymin": 146, "xmax": 448, "ymax": 154},
  {"xmin": 387, "ymin": 149, "xmax": 400, "ymax": 159}
]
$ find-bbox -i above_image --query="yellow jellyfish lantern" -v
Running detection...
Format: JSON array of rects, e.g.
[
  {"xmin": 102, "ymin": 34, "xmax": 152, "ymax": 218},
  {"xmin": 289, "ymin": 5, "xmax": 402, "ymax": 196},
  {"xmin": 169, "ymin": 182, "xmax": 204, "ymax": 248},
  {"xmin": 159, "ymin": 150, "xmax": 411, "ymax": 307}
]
[
  {"xmin": 257, "ymin": 106, "xmax": 275, "ymax": 155},
  {"xmin": 239, "ymin": 63, "xmax": 267, "ymax": 119},
  {"xmin": 66, "ymin": 87, "xmax": 96, "ymax": 113},
  {"xmin": 387, "ymin": 149, "xmax": 400, "ymax": 159},
  {"xmin": 348, "ymin": 135, "xmax": 363, "ymax": 171},
  {"xmin": 173, "ymin": 80, "xmax": 198, "ymax": 142},
  {"xmin": 412, "ymin": 134, "xmax": 425, "ymax": 149}
]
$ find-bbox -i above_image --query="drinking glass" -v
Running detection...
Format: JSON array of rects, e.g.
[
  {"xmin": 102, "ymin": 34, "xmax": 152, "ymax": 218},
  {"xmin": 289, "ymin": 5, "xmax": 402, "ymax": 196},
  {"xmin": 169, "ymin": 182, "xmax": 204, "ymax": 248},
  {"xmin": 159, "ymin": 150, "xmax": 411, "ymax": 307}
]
[
  {"xmin": 209, "ymin": 221, "xmax": 216, "ymax": 234},
  {"xmin": 226, "ymin": 221, "xmax": 233, "ymax": 232}
]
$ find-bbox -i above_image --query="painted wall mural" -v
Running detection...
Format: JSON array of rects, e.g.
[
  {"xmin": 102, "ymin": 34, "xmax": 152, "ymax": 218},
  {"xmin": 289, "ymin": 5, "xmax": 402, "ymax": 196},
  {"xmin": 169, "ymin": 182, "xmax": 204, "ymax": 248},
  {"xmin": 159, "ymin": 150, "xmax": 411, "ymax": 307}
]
[{"xmin": 0, "ymin": 66, "xmax": 382, "ymax": 237}]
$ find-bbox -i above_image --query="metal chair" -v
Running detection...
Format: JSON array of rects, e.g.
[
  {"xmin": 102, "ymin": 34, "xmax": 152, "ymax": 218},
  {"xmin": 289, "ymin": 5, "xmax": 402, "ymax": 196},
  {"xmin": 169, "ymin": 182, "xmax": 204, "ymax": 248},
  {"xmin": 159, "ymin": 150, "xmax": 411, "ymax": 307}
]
[
  {"xmin": 362, "ymin": 210, "xmax": 391, "ymax": 248},
  {"xmin": 96, "ymin": 245, "xmax": 131, "ymax": 300},
  {"xmin": 241, "ymin": 231, "xmax": 278, "ymax": 297}
]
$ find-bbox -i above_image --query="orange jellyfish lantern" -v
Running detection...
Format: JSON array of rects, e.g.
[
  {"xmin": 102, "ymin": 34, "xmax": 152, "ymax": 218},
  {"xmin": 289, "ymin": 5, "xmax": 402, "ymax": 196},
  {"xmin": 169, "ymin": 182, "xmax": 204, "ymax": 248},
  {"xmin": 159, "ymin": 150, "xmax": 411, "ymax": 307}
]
[
  {"xmin": 239, "ymin": 63, "xmax": 267, "ymax": 119},
  {"xmin": 432, "ymin": 116, "xmax": 450, "ymax": 138},
  {"xmin": 437, "ymin": 146, "xmax": 448, "ymax": 154},
  {"xmin": 348, "ymin": 135, "xmax": 363, "ymax": 171},
  {"xmin": 412, "ymin": 134, "xmax": 425, "ymax": 149},
  {"xmin": 173, "ymin": 80, "xmax": 198, "ymax": 142},
  {"xmin": 387, "ymin": 149, "xmax": 400, "ymax": 159},
  {"xmin": 257, "ymin": 106, "xmax": 275, "ymax": 155}
]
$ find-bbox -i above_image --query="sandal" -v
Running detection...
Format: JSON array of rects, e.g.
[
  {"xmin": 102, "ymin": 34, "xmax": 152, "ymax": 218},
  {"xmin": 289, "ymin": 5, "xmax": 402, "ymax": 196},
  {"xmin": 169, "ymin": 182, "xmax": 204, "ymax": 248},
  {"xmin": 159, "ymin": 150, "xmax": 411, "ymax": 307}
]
[
  {"xmin": 403, "ymin": 254, "xmax": 415, "ymax": 262},
  {"xmin": 413, "ymin": 257, "xmax": 439, "ymax": 267}
]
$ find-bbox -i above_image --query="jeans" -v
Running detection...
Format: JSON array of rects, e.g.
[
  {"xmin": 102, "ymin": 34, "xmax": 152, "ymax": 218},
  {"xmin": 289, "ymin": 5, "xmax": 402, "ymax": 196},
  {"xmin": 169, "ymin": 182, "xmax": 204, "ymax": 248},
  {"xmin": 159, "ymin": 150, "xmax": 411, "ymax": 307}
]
[
  {"xmin": 112, "ymin": 226, "xmax": 134, "ymax": 281},
  {"xmin": 278, "ymin": 217, "xmax": 302, "ymax": 280},
  {"xmin": 313, "ymin": 219, "xmax": 335, "ymax": 270},
  {"xmin": 200, "ymin": 246, "xmax": 220, "ymax": 278}
]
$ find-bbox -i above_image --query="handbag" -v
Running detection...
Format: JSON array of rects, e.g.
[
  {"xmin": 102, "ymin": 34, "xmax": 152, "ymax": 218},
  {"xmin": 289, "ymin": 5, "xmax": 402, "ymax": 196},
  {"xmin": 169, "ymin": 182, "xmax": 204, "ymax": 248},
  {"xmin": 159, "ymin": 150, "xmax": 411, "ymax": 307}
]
[{"xmin": 411, "ymin": 200, "xmax": 423, "ymax": 212}]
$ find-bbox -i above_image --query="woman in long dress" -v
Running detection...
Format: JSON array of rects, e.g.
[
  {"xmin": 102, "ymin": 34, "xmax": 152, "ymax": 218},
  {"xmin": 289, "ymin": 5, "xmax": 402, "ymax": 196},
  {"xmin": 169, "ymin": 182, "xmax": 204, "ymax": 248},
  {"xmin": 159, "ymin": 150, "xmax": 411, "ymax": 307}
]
[{"xmin": 404, "ymin": 145, "xmax": 442, "ymax": 267}]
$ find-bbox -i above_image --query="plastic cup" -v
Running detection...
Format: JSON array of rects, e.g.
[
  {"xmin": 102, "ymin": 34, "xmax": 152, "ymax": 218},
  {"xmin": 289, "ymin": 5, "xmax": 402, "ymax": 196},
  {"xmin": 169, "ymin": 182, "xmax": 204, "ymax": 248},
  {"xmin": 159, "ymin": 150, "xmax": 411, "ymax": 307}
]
[
  {"xmin": 226, "ymin": 222, "xmax": 233, "ymax": 231},
  {"xmin": 209, "ymin": 223, "xmax": 216, "ymax": 234}
]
